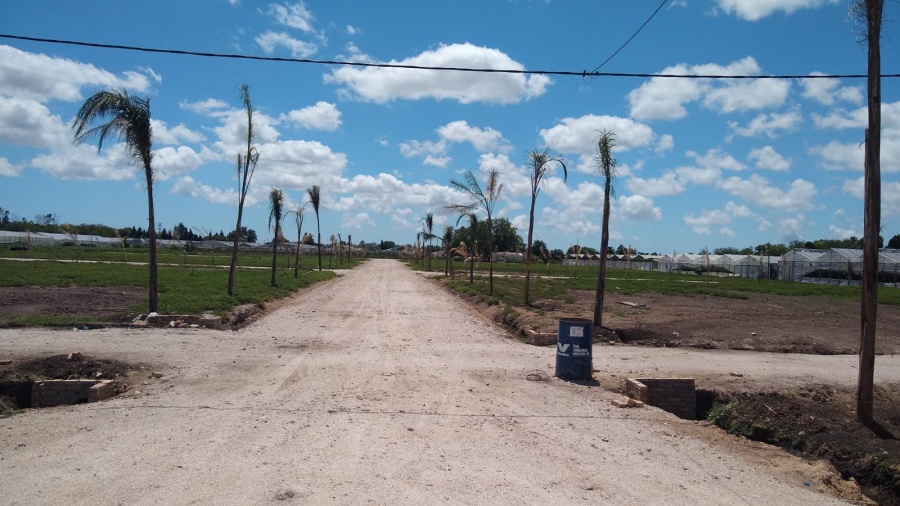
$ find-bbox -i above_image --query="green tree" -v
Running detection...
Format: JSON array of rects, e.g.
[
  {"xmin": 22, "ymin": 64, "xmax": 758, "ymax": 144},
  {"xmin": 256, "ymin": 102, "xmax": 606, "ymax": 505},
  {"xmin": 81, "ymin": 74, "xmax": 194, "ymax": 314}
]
[
  {"xmin": 593, "ymin": 130, "xmax": 616, "ymax": 328},
  {"xmin": 228, "ymin": 84, "xmax": 259, "ymax": 296},
  {"xmin": 71, "ymin": 89, "xmax": 158, "ymax": 312},
  {"xmin": 268, "ymin": 188, "xmax": 284, "ymax": 287},
  {"xmin": 524, "ymin": 149, "xmax": 567, "ymax": 305},
  {"xmin": 447, "ymin": 170, "xmax": 503, "ymax": 294},
  {"xmin": 888, "ymin": 234, "xmax": 900, "ymax": 249},
  {"xmin": 307, "ymin": 185, "xmax": 322, "ymax": 271}
]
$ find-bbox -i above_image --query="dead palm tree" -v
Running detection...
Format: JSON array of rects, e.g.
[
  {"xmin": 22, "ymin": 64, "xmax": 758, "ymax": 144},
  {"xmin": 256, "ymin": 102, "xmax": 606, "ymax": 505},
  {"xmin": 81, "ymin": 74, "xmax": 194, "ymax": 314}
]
[
  {"xmin": 593, "ymin": 130, "xmax": 617, "ymax": 327},
  {"xmin": 422, "ymin": 213, "xmax": 434, "ymax": 270},
  {"xmin": 228, "ymin": 84, "xmax": 259, "ymax": 296},
  {"xmin": 307, "ymin": 185, "xmax": 322, "ymax": 271},
  {"xmin": 854, "ymin": 0, "xmax": 884, "ymax": 424},
  {"xmin": 447, "ymin": 170, "xmax": 503, "ymax": 293},
  {"xmin": 287, "ymin": 203, "xmax": 307, "ymax": 278},
  {"xmin": 268, "ymin": 188, "xmax": 284, "ymax": 287},
  {"xmin": 72, "ymin": 89, "xmax": 159, "ymax": 311},
  {"xmin": 453, "ymin": 213, "xmax": 479, "ymax": 284},
  {"xmin": 525, "ymin": 148, "xmax": 567, "ymax": 306},
  {"xmin": 442, "ymin": 225, "xmax": 454, "ymax": 276}
]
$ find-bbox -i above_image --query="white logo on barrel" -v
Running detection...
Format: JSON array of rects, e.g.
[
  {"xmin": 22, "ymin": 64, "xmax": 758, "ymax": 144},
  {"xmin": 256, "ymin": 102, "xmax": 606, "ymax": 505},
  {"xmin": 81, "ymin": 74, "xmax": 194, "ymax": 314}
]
[{"xmin": 569, "ymin": 326, "xmax": 583, "ymax": 338}]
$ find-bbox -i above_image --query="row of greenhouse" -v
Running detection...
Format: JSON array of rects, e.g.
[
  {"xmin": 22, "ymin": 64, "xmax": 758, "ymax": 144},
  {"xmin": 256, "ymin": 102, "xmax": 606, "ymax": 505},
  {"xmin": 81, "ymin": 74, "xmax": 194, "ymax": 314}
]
[{"xmin": 562, "ymin": 248, "xmax": 900, "ymax": 286}]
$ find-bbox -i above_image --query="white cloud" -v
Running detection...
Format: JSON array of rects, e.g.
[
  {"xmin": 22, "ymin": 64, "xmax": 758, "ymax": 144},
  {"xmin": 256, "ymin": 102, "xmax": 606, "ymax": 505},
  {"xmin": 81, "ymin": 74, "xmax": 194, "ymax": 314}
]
[
  {"xmin": 172, "ymin": 175, "xmax": 239, "ymax": 205},
  {"xmin": 281, "ymin": 101, "xmax": 342, "ymax": 131},
  {"xmin": 30, "ymin": 144, "xmax": 134, "ymax": 181},
  {"xmin": 341, "ymin": 212, "xmax": 375, "ymax": 229},
  {"xmin": 0, "ymin": 97, "xmax": 68, "ymax": 148},
  {"xmin": 0, "ymin": 157, "xmax": 21, "ymax": 177},
  {"xmin": 687, "ymin": 148, "xmax": 746, "ymax": 171},
  {"xmin": 150, "ymin": 119, "xmax": 206, "ymax": 145},
  {"xmin": 656, "ymin": 134, "xmax": 674, "ymax": 154},
  {"xmin": 626, "ymin": 171, "xmax": 685, "ymax": 197},
  {"xmin": 801, "ymin": 72, "xmax": 864, "ymax": 106},
  {"xmin": 255, "ymin": 31, "xmax": 317, "ymax": 58},
  {"xmin": 400, "ymin": 139, "xmax": 447, "ymax": 158},
  {"xmin": 540, "ymin": 114, "xmax": 655, "ymax": 158},
  {"xmin": 152, "ymin": 146, "xmax": 204, "ymax": 180},
  {"xmin": 675, "ymin": 166, "xmax": 721, "ymax": 185},
  {"xmin": 424, "ymin": 156, "xmax": 451, "ymax": 168},
  {"xmin": 346, "ymin": 25, "xmax": 359, "ymax": 35},
  {"xmin": 808, "ymin": 140, "xmax": 862, "ymax": 170},
  {"xmin": 628, "ymin": 57, "xmax": 789, "ymax": 120},
  {"xmin": 715, "ymin": 0, "xmax": 839, "ymax": 21},
  {"xmin": 829, "ymin": 224, "xmax": 859, "ymax": 239},
  {"xmin": 617, "ymin": 195, "xmax": 662, "ymax": 221},
  {"xmin": 718, "ymin": 173, "xmax": 817, "ymax": 211},
  {"xmin": 0, "ymin": 45, "xmax": 155, "ymax": 102},
  {"xmin": 325, "ymin": 43, "xmax": 551, "ymax": 104},
  {"xmin": 180, "ymin": 98, "xmax": 230, "ymax": 115},
  {"xmin": 727, "ymin": 109, "xmax": 802, "ymax": 138},
  {"xmin": 266, "ymin": 2, "xmax": 316, "ymax": 32},
  {"xmin": 748, "ymin": 146, "xmax": 791, "ymax": 171},
  {"xmin": 683, "ymin": 201, "xmax": 756, "ymax": 235},
  {"xmin": 437, "ymin": 120, "xmax": 508, "ymax": 152},
  {"xmin": 842, "ymin": 177, "xmax": 900, "ymax": 217}
]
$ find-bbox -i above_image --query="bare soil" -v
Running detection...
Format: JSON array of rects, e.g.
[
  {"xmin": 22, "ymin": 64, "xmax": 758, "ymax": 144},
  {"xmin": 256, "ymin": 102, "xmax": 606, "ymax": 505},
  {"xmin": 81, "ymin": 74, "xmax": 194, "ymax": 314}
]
[
  {"xmin": 0, "ymin": 273, "xmax": 900, "ymax": 504},
  {"xmin": 464, "ymin": 283, "xmax": 900, "ymax": 504},
  {"xmin": 0, "ymin": 286, "xmax": 146, "ymax": 326}
]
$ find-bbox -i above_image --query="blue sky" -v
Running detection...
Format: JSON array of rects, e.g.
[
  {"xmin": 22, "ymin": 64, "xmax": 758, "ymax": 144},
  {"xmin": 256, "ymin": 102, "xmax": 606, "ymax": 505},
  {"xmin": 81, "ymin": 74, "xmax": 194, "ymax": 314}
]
[{"xmin": 0, "ymin": 0, "xmax": 898, "ymax": 254}]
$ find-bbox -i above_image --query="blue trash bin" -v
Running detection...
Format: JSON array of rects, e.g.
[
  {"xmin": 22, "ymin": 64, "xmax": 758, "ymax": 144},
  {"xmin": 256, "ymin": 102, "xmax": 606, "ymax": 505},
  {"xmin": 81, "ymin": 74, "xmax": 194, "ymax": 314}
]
[{"xmin": 555, "ymin": 318, "xmax": 593, "ymax": 380}]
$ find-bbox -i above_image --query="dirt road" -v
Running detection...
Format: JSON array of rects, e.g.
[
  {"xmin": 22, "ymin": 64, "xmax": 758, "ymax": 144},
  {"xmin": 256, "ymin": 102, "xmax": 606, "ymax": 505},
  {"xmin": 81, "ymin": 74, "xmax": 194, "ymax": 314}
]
[{"xmin": 0, "ymin": 259, "xmax": 871, "ymax": 504}]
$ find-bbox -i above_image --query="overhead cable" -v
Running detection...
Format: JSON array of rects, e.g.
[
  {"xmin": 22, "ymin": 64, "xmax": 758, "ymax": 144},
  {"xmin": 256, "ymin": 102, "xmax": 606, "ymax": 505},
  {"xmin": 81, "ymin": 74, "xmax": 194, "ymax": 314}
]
[
  {"xmin": 590, "ymin": 0, "xmax": 669, "ymax": 73},
  {"xmin": 1, "ymin": 33, "xmax": 898, "ymax": 80}
]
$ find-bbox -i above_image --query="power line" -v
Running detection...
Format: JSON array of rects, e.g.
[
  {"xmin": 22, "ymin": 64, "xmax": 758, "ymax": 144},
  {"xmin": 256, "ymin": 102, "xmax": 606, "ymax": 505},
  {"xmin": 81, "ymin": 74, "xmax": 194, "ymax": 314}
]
[
  {"xmin": 590, "ymin": 0, "xmax": 669, "ymax": 73},
  {"xmin": 2, "ymin": 33, "xmax": 898, "ymax": 80}
]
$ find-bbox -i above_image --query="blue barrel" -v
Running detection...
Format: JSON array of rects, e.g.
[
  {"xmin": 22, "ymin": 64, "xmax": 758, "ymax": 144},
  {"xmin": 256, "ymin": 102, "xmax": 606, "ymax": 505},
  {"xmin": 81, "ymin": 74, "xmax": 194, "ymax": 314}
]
[{"xmin": 555, "ymin": 318, "xmax": 593, "ymax": 380}]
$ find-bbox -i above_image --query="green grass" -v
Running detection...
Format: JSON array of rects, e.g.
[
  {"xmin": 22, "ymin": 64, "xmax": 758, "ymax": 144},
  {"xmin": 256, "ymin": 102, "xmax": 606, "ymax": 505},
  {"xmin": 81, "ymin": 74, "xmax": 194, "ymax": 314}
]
[
  {"xmin": 0, "ymin": 245, "xmax": 359, "ymax": 270},
  {"xmin": 422, "ymin": 260, "xmax": 900, "ymax": 308},
  {"xmin": 0, "ymin": 258, "xmax": 338, "ymax": 325}
]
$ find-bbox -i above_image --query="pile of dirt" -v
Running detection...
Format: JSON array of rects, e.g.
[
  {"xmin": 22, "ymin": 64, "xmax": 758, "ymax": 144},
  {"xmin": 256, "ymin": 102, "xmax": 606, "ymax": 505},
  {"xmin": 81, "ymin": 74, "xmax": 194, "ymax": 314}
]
[
  {"xmin": 704, "ymin": 385, "xmax": 900, "ymax": 504},
  {"xmin": 0, "ymin": 354, "xmax": 145, "ymax": 415}
]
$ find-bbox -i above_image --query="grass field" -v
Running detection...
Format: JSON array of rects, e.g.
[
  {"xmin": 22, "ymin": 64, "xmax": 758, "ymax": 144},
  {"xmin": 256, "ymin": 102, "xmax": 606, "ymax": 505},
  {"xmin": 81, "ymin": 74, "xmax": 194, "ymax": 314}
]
[{"xmin": 408, "ymin": 258, "xmax": 900, "ymax": 307}]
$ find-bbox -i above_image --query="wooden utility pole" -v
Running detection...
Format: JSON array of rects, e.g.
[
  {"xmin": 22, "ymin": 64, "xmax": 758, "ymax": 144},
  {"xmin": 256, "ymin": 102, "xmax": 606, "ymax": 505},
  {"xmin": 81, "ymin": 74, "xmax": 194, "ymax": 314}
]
[{"xmin": 857, "ymin": 0, "xmax": 883, "ymax": 425}]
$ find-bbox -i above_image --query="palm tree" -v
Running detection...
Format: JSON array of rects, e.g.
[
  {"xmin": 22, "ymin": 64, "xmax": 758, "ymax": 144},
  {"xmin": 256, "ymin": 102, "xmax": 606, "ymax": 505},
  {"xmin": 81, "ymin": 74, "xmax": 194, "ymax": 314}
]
[
  {"xmin": 72, "ymin": 89, "xmax": 159, "ymax": 312},
  {"xmin": 854, "ymin": 0, "xmax": 884, "ymax": 424},
  {"xmin": 422, "ymin": 213, "xmax": 434, "ymax": 270},
  {"xmin": 447, "ymin": 170, "xmax": 503, "ymax": 293},
  {"xmin": 287, "ymin": 203, "xmax": 307, "ymax": 278},
  {"xmin": 442, "ymin": 225, "xmax": 454, "ymax": 276},
  {"xmin": 525, "ymin": 148, "xmax": 567, "ymax": 306},
  {"xmin": 307, "ymin": 185, "xmax": 322, "ymax": 271},
  {"xmin": 227, "ymin": 84, "xmax": 259, "ymax": 296},
  {"xmin": 267, "ymin": 188, "xmax": 284, "ymax": 287},
  {"xmin": 593, "ymin": 130, "xmax": 617, "ymax": 327},
  {"xmin": 454, "ymin": 213, "xmax": 478, "ymax": 284}
]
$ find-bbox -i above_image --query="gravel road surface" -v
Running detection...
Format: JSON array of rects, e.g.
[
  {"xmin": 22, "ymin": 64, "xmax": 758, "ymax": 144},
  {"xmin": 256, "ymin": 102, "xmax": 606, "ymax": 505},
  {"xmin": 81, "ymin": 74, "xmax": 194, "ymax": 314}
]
[{"xmin": 0, "ymin": 259, "xmax": 865, "ymax": 505}]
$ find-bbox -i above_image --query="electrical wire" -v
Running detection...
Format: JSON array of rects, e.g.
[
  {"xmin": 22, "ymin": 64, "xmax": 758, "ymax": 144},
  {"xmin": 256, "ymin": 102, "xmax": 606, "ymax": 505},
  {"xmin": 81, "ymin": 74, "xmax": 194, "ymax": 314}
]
[
  {"xmin": 1, "ymin": 33, "xmax": 898, "ymax": 80},
  {"xmin": 590, "ymin": 0, "xmax": 669, "ymax": 73}
]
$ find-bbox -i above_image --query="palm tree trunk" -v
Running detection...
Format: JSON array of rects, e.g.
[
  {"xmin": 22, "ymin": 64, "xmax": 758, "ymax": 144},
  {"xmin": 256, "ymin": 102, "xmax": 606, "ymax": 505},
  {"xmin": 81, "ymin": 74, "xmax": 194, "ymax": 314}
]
[
  {"xmin": 271, "ymin": 233, "xmax": 278, "ymax": 287},
  {"xmin": 146, "ymin": 170, "xmax": 158, "ymax": 312},
  {"xmin": 316, "ymin": 217, "xmax": 322, "ymax": 271},
  {"xmin": 524, "ymin": 200, "xmax": 536, "ymax": 305},
  {"xmin": 227, "ymin": 203, "xmax": 244, "ymax": 296},
  {"xmin": 488, "ymin": 216, "xmax": 494, "ymax": 294},
  {"xmin": 593, "ymin": 182, "xmax": 612, "ymax": 327}
]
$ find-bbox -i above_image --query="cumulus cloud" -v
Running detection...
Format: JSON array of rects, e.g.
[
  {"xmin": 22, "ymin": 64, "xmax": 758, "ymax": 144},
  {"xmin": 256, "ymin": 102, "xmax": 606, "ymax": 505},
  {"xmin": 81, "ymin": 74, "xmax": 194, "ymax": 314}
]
[
  {"xmin": 29, "ymin": 143, "xmax": 135, "ymax": 181},
  {"xmin": 718, "ymin": 173, "xmax": 817, "ymax": 211},
  {"xmin": 0, "ymin": 45, "xmax": 155, "ymax": 102},
  {"xmin": 0, "ymin": 157, "xmax": 21, "ymax": 177},
  {"xmin": 802, "ymin": 73, "xmax": 864, "ymax": 106},
  {"xmin": 540, "ymin": 114, "xmax": 655, "ymax": 159},
  {"xmin": 687, "ymin": 148, "xmax": 746, "ymax": 171},
  {"xmin": 341, "ymin": 211, "xmax": 376, "ymax": 229},
  {"xmin": 152, "ymin": 146, "xmax": 205, "ymax": 180},
  {"xmin": 748, "ymin": 146, "xmax": 791, "ymax": 171},
  {"xmin": 714, "ymin": 0, "xmax": 839, "ymax": 21},
  {"xmin": 0, "ymin": 97, "xmax": 68, "ymax": 148},
  {"xmin": 683, "ymin": 201, "xmax": 756, "ymax": 235},
  {"xmin": 617, "ymin": 194, "xmax": 662, "ymax": 221},
  {"xmin": 437, "ymin": 120, "xmax": 508, "ymax": 152},
  {"xmin": 843, "ymin": 177, "xmax": 900, "ymax": 217},
  {"xmin": 656, "ymin": 134, "xmax": 674, "ymax": 154},
  {"xmin": 325, "ymin": 43, "xmax": 551, "ymax": 104},
  {"xmin": 281, "ymin": 101, "xmax": 342, "ymax": 131},
  {"xmin": 626, "ymin": 171, "xmax": 685, "ymax": 197},
  {"xmin": 172, "ymin": 175, "xmax": 239, "ymax": 205},
  {"xmin": 728, "ymin": 109, "xmax": 802, "ymax": 139},
  {"xmin": 628, "ymin": 57, "xmax": 789, "ymax": 121},
  {"xmin": 151, "ymin": 119, "xmax": 206, "ymax": 145}
]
